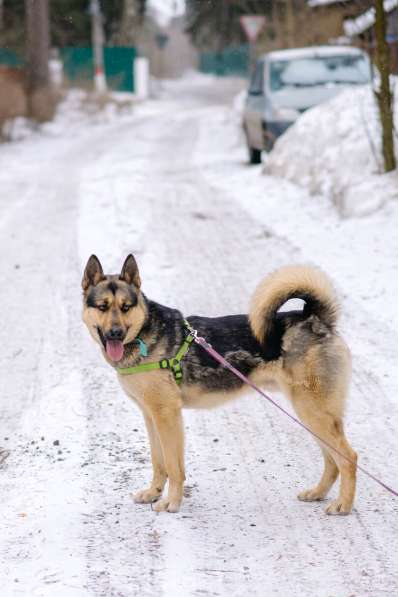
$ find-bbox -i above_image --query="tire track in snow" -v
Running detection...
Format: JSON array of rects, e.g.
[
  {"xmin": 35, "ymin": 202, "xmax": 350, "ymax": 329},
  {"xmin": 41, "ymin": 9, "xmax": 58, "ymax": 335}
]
[{"xmin": 0, "ymin": 149, "xmax": 90, "ymax": 595}]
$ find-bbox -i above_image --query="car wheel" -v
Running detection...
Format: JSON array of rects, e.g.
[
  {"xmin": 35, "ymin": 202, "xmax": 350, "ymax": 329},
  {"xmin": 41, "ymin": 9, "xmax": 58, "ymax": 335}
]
[{"xmin": 248, "ymin": 146, "xmax": 262, "ymax": 165}]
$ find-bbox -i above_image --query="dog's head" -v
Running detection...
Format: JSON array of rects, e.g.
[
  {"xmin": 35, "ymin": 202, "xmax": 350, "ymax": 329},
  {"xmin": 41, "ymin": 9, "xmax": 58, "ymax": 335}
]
[{"xmin": 82, "ymin": 254, "xmax": 147, "ymax": 362}]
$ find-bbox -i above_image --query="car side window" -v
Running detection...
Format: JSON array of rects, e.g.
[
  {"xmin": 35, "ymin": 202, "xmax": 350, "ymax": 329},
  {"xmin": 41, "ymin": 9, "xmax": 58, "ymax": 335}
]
[{"xmin": 249, "ymin": 62, "xmax": 264, "ymax": 95}]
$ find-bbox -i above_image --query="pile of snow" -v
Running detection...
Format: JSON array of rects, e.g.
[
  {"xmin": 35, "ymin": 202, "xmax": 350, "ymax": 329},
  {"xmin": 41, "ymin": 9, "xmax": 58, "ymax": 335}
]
[
  {"xmin": 264, "ymin": 84, "xmax": 398, "ymax": 217},
  {"xmin": 2, "ymin": 88, "xmax": 136, "ymax": 142},
  {"xmin": 233, "ymin": 88, "xmax": 247, "ymax": 114}
]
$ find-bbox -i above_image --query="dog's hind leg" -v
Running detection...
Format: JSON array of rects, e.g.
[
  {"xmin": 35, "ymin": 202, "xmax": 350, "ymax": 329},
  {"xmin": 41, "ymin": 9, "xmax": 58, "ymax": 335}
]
[
  {"xmin": 150, "ymin": 403, "xmax": 185, "ymax": 513},
  {"xmin": 298, "ymin": 446, "xmax": 338, "ymax": 502},
  {"xmin": 291, "ymin": 389, "xmax": 357, "ymax": 515},
  {"xmin": 323, "ymin": 419, "xmax": 357, "ymax": 516},
  {"xmin": 133, "ymin": 409, "xmax": 168, "ymax": 504}
]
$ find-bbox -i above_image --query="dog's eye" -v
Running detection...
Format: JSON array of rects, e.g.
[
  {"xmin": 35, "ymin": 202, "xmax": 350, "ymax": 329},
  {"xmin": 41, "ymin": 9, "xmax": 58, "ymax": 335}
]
[
  {"xmin": 121, "ymin": 304, "xmax": 132, "ymax": 313},
  {"xmin": 97, "ymin": 304, "xmax": 108, "ymax": 312}
]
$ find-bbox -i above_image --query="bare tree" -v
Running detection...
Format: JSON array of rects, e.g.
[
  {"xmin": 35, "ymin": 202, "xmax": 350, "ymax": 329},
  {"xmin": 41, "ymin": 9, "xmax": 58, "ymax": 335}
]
[
  {"xmin": 25, "ymin": 0, "xmax": 55, "ymax": 121},
  {"xmin": 118, "ymin": 0, "xmax": 146, "ymax": 45},
  {"xmin": 374, "ymin": 0, "xmax": 396, "ymax": 172},
  {"xmin": 284, "ymin": 0, "xmax": 296, "ymax": 49},
  {"xmin": 26, "ymin": 0, "xmax": 50, "ymax": 90}
]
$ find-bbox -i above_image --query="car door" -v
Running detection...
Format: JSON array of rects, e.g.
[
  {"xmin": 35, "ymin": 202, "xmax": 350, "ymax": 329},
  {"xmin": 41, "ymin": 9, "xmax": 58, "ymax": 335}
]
[{"xmin": 244, "ymin": 60, "xmax": 265, "ymax": 150}]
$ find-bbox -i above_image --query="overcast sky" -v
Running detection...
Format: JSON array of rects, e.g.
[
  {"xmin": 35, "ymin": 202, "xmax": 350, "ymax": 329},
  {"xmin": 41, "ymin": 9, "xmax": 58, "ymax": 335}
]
[{"xmin": 148, "ymin": 0, "xmax": 186, "ymax": 26}]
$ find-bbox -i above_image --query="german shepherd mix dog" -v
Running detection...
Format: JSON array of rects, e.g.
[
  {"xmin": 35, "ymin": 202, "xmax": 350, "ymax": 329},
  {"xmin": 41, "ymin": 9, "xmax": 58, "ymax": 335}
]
[{"xmin": 82, "ymin": 255, "xmax": 357, "ymax": 515}]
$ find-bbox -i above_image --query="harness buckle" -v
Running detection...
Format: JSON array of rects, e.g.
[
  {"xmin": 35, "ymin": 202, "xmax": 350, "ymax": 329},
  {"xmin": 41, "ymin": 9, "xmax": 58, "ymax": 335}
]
[
  {"xmin": 170, "ymin": 359, "xmax": 183, "ymax": 384},
  {"xmin": 159, "ymin": 359, "xmax": 169, "ymax": 369}
]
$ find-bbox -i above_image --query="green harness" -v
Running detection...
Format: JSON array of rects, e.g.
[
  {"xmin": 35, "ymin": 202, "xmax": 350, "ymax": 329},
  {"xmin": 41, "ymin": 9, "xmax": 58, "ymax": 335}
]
[{"xmin": 116, "ymin": 321, "xmax": 195, "ymax": 385}]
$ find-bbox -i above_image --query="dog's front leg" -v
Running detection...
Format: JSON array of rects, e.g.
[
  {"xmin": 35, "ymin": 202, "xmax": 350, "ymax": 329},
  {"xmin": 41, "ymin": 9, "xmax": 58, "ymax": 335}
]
[
  {"xmin": 133, "ymin": 409, "xmax": 168, "ymax": 504},
  {"xmin": 150, "ymin": 404, "xmax": 185, "ymax": 513}
]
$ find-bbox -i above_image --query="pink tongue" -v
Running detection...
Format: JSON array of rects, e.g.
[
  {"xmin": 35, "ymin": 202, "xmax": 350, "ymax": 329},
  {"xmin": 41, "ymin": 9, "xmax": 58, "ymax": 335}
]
[{"xmin": 106, "ymin": 340, "xmax": 124, "ymax": 362}]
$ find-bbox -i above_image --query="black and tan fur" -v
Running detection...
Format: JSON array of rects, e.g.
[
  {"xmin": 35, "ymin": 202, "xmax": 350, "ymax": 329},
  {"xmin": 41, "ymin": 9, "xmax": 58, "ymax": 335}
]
[{"xmin": 82, "ymin": 255, "xmax": 357, "ymax": 515}]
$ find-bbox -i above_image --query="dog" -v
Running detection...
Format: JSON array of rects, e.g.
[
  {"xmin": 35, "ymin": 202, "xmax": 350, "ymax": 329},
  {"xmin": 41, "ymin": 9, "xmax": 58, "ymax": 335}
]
[{"xmin": 82, "ymin": 254, "xmax": 357, "ymax": 515}]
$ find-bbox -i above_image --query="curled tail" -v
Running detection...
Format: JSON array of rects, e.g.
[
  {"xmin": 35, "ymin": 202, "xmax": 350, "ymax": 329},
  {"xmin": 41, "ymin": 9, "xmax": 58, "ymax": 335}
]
[{"xmin": 249, "ymin": 265, "xmax": 340, "ymax": 354}]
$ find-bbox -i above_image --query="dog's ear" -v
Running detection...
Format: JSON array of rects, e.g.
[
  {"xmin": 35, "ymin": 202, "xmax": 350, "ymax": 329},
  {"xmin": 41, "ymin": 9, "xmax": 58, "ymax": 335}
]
[
  {"xmin": 82, "ymin": 255, "xmax": 105, "ymax": 291},
  {"xmin": 120, "ymin": 254, "xmax": 141, "ymax": 288}
]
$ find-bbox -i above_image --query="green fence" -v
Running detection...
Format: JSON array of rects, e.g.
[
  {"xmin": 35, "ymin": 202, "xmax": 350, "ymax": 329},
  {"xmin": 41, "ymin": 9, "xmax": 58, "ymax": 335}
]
[
  {"xmin": 61, "ymin": 46, "xmax": 136, "ymax": 92},
  {"xmin": 0, "ymin": 46, "xmax": 136, "ymax": 91},
  {"xmin": 200, "ymin": 45, "xmax": 249, "ymax": 77},
  {"xmin": 0, "ymin": 49, "xmax": 23, "ymax": 67}
]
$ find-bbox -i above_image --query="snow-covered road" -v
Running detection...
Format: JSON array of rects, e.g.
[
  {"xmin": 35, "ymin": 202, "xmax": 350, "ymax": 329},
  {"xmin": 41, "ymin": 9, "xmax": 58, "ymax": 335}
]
[{"xmin": 1, "ymin": 75, "xmax": 397, "ymax": 597}]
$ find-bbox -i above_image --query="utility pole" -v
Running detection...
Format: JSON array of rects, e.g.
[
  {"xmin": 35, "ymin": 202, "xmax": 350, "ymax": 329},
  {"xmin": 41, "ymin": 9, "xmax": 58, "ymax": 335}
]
[
  {"xmin": 374, "ymin": 0, "xmax": 396, "ymax": 172},
  {"xmin": 216, "ymin": 0, "xmax": 229, "ymax": 76},
  {"xmin": 90, "ymin": 0, "xmax": 107, "ymax": 93}
]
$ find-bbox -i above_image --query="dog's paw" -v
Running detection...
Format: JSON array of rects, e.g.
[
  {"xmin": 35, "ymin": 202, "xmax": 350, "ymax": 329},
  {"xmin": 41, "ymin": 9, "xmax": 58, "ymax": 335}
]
[
  {"xmin": 152, "ymin": 497, "xmax": 181, "ymax": 513},
  {"xmin": 297, "ymin": 488, "xmax": 326, "ymax": 502},
  {"xmin": 133, "ymin": 487, "xmax": 162, "ymax": 504},
  {"xmin": 325, "ymin": 498, "xmax": 352, "ymax": 516}
]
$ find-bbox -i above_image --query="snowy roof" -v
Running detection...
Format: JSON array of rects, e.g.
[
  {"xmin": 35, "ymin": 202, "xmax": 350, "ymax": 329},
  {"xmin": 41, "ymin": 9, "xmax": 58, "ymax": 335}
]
[
  {"xmin": 308, "ymin": 0, "xmax": 352, "ymax": 7},
  {"xmin": 261, "ymin": 45, "xmax": 365, "ymax": 62},
  {"xmin": 344, "ymin": 0, "xmax": 398, "ymax": 36}
]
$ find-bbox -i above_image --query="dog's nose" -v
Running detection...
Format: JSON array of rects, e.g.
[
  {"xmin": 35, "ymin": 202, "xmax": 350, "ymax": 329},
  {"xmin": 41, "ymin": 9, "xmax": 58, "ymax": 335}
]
[{"xmin": 107, "ymin": 327, "xmax": 124, "ymax": 340}]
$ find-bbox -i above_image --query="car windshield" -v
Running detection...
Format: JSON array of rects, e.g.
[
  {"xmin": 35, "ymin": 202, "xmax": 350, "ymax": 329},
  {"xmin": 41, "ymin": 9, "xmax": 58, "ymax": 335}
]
[{"xmin": 269, "ymin": 54, "xmax": 371, "ymax": 90}]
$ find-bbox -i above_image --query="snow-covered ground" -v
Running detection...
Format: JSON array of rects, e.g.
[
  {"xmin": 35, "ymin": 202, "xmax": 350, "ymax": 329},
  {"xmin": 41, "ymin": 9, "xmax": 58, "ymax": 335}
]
[
  {"xmin": 264, "ymin": 82, "xmax": 398, "ymax": 217},
  {"xmin": 0, "ymin": 75, "xmax": 397, "ymax": 597},
  {"xmin": 3, "ymin": 88, "xmax": 138, "ymax": 142}
]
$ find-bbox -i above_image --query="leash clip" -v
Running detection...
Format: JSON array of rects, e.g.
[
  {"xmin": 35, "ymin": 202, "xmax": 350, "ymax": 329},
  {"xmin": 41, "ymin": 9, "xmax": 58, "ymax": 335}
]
[
  {"xmin": 184, "ymin": 319, "xmax": 211, "ymax": 348},
  {"xmin": 184, "ymin": 319, "xmax": 198, "ymax": 340}
]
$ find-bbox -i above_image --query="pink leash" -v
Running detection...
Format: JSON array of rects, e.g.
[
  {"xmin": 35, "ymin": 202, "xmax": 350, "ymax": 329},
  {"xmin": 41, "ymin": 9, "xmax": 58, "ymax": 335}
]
[{"xmin": 192, "ymin": 333, "xmax": 398, "ymax": 499}]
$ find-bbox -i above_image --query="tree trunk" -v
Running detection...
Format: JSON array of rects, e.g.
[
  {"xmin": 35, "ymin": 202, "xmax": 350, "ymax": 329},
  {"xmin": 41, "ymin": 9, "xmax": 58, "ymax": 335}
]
[
  {"xmin": 118, "ymin": 0, "xmax": 143, "ymax": 45},
  {"xmin": 285, "ymin": 0, "xmax": 295, "ymax": 49},
  {"xmin": 25, "ymin": 0, "xmax": 55, "ymax": 122},
  {"xmin": 26, "ymin": 0, "xmax": 50, "ymax": 90},
  {"xmin": 271, "ymin": 2, "xmax": 284, "ymax": 50},
  {"xmin": 374, "ymin": 0, "xmax": 396, "ymax": 172},
  {"xmin": 0, "ymin": 0, "xmax": 4, "ymax": 31}
]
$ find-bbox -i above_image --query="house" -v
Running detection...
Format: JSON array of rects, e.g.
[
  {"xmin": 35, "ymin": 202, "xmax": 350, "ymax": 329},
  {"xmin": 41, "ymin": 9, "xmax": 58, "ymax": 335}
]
[
  {"xmin": 306, "ymin": 0, "xmax": 374, "ymax": 44},
  {"xmin": 256, "ymin": 0, "xmax": 373, "ymax": 54},
  {"xmin": 344, "ymin": 0, "xmax": 398, "ymax": 72}
]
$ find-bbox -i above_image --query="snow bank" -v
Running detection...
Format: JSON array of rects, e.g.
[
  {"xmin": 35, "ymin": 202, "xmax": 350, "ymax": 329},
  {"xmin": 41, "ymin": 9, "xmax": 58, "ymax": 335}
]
[
  {"xmin": 264, "ymin": 84, "xmax": 398, "ymax": 217},
  {"xmin": 2, "ymin": 88, "xmax": 136, "ymax": 142},
  {"xmin": 233, "ymin": 88, "xmax": 247, "ymax": 114}
]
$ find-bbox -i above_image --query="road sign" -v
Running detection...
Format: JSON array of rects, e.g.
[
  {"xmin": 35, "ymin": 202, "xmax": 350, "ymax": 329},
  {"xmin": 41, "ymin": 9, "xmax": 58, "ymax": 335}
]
[{"xmin": 240, "ymin": 15, "xmax": 266, "ymax": 43}]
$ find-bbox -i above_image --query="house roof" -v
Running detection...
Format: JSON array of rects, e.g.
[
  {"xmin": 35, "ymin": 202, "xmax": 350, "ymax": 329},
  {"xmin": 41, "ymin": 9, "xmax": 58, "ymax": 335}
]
[
  {"xmin": 344, "ymin": 0, "xmax": 398, "ymax": 36},
  {"xmin": 308, "ymin": 0, "xmax": 352, "ymax": 7}
]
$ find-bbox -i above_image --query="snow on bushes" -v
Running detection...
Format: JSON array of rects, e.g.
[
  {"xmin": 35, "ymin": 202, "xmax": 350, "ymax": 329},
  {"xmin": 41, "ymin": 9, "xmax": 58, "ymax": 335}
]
[{"xmin": 264, "ymin": 84, "xmax": 398, "ymax": 217}]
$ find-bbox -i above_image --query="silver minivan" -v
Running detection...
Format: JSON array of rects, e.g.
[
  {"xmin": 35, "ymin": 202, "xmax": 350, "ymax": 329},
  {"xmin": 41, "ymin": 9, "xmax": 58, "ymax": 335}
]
[{"xmin": 242, "ymin": 45, "xmax": 372, "ymax": 163}]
